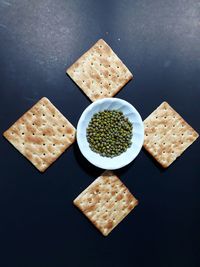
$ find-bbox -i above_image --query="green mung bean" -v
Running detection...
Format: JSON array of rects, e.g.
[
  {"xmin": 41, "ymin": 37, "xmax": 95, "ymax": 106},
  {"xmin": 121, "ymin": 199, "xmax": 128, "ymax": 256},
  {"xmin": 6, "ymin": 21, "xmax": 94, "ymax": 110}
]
[{"xmin": 86, "ymin": 110, "xmax": 133, "ymax": 157}]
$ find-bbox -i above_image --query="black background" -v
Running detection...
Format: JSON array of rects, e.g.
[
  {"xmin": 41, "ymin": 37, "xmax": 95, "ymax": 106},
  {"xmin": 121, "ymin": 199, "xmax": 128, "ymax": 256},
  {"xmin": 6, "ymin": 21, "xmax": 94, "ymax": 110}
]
[{"xmin": 0, "ymin": 1, "xmax": 200, "ymax": 266}]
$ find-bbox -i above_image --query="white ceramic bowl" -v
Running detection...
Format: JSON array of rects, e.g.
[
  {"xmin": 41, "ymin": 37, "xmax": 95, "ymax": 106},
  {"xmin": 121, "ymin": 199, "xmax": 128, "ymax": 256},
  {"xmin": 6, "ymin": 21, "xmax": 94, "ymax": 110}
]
[{"xmin": 76, "ymin": 98, "xmax": 144, "ymax": 169}]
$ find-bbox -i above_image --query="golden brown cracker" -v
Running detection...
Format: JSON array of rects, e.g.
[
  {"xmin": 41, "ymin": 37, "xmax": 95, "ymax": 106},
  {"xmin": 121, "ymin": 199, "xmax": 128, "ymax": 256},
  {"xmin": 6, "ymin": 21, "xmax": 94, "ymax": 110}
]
[
  {"xmin": 143, "ymin": 101, "xmax": 199, "ymax": 168},
  {"xmin": 67, "ymin": 39, "xmax": 133, "ymax": 102},
  {"xmin": 73, "ymin": 171, "xmax": 138, "ymax": 236},
  {"xmin": 3, "ymin": 97, "xmax": 76, "ymax": 172}
]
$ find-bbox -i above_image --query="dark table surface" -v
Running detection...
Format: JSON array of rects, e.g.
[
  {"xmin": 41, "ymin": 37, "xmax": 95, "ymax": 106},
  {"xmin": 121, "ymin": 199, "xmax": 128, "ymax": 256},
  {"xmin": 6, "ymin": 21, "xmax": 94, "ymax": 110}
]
[{"xmin": 0, "ymin": 1, "xmax": 200, "ymax": 266}]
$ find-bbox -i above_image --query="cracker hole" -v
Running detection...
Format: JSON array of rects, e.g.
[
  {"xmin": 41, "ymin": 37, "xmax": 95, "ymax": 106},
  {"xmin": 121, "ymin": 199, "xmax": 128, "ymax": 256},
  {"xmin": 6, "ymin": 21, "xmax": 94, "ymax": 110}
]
[
  {"xmin": 63, "ymin": 134, "xmax": 65, "ymax": 137},
  {"xmin": 32, "ymin": 133, "xmax": 35, "ymax": 135},
  {"xmin": 62, "ymin": 125, "xmax": 65, "ymax": 128},
  {"xmin": 53, "ymin": 144, "xmax": 55, "ymax": 146},
  {"xmin": 32, "ymin": 113, "xmax": 35, "ymax": 116},
  {"xmin": 43, "ymin": 143, "xmax": 45, "ymax": 146},
  {"xmin": 109, "ymin": 74, "xmax": 111, "ymax": 76},
  {"xmin": 82, "ymin": 80, "xmax": 85, "ymax": 83},
  {"xmin": 117, "ymin": 74, "xmax": 119, "ymax": 77},
  {"xmin": 173, "ymin": 125, "xmax": 175, "ymax": 127},
  {"xmin": 22, "ymin": 143, "xmax": 25, "ymax": 145},
  {"xmin": 11, "ymin": 132, "xmax": 14, "ymax": 135},
  {"xmin": 32, "ymin": 123, "xmax": 35, "ymax": 126},
  {"xmin": 91, "ymin": 62, "xmax": 93, "ymax": 65},
  {"xmin": 100, "ymin": 54, "xmax": 102, "ymax": 57},
  {"xmin": 117, "ymin": 66, "xmax": 119, "ymax": 68},
  {"xmin": 99, "ymin": 45, "xmax": 102, "ymax": 48},
  {"xmin": 53, "ymin": 114, "xmax": 55, "ymax": 117},
  {"xmin": 100, "ymin": 91, "xmax": 103, "ymax": 94},
  {"xmin": 163, "ymin": 151, "xmax": 166, "ymax": 154},
  {"xmin": 43, "ymin": 153, "xmax": 46, "ymax": 156},
  {"xmin": 22, "ymin": 132, "xmax": 24, "ymax": 135},
  {"xmin": 43, "ymin": 114, "xmax": 45, "ymax": 116}
]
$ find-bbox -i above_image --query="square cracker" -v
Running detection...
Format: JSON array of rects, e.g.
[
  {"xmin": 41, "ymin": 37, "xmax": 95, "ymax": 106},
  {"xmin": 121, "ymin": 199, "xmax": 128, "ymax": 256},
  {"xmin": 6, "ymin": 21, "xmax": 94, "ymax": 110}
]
[
  {"xmin": 73, "ymin": 171, "xmax": 138, "ymax": 236},
  {"xmin": 143, "ymin": 101, "xmax": 199, "ymax": 168},
  {"xmin": 3, "ymin": 97, "xmax": 76, "ymax": 172},
  {"xmin": 67, "ymin": 39, "xmax": 133, "ymax": 102}
]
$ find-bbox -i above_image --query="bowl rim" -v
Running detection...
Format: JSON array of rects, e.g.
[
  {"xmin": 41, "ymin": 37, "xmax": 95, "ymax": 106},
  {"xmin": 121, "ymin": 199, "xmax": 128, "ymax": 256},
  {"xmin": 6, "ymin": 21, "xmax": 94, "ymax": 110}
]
[{"xmin": 76, "ymin": 98, "xmax": 144, "ymax": 169}]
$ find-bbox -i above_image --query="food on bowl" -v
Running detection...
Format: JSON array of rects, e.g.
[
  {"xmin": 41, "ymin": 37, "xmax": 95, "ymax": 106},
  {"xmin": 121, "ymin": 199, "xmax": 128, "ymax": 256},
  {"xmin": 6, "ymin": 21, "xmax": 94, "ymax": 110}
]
[{"xmin": 86, "ymin": 109, "xmax": 133, "ymax": 158}]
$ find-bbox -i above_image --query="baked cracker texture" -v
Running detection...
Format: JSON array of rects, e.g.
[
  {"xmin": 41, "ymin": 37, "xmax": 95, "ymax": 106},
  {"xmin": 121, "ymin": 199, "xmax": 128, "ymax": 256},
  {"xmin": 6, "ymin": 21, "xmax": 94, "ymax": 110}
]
[
  {"xmin": 67, "ymin": 39, "xmax": 133, "ymax": 102},
  {"xmin": 3, "ymin": 97, "xmax": 76, "ymax": 172},
  {"xmin": 73, "ymin": 171, "xmax": 138, "ymax": 236},
  {"xmin": 143, "ymin": 101, "xmax": 199, "ymax": 168}
]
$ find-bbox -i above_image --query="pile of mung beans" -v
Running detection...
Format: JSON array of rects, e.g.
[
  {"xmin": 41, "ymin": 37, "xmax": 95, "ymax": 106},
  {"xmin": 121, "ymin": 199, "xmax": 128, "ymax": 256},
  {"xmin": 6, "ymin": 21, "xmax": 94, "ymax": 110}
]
[{"xmin": 86, "ymin": 110, "xmax": 133, "ymax": 157}]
